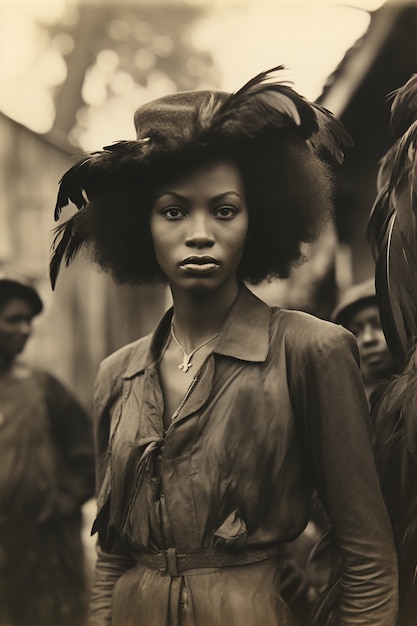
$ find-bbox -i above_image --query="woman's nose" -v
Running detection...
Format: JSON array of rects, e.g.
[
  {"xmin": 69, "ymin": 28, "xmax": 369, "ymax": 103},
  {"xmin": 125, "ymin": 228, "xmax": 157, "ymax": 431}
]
[
  {"xmin": 361, "ymin": 323, "xmax": 377, "ymax": 344},
  {"xmin": 18, "ymin": 320, "xmax": 32, "ymax": 336},
  {"xmin": 185, "ymin": 215, "xmax": 215, "ymax": 248}
]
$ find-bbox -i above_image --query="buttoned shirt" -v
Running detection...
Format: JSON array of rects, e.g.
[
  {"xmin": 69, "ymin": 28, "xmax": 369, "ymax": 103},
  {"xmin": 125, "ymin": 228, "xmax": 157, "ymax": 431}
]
[{"xmin": 89, "ymin": 285, "xmax": 398, "ymax": 626}]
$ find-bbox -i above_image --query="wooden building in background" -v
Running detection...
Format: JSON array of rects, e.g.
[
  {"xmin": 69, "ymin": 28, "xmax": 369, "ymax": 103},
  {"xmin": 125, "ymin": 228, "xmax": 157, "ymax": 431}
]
[
  {"xmin": 0, "ymin": 112, "xmax": 167, "ymax": 410},
  {"xmin": 318, "ymin": 0, "xmax": 417, "ymax": 286}
]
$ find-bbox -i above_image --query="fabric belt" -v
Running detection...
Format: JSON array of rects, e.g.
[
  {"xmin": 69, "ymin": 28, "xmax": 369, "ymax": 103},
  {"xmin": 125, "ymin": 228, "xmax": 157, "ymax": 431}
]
[{"xmin": 135, "ymin": 547, "xmax": 282, "ymax": 577}]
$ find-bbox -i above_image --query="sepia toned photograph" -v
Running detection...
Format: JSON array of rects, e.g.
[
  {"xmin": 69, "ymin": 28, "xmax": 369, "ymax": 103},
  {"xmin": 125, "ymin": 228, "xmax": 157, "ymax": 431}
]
[{"xmin": 0, "ymin": 1, "xmax": 416, "ymax": 624}]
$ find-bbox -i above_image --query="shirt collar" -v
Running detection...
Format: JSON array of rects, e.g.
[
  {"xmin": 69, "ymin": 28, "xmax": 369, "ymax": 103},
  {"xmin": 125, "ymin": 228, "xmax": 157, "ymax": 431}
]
[
  {"xmin": 214, "ymin": 283, "xmax": 271, "ymax": 361},
  {"xmin": 122, "ymin": 283, "xmax": 272, "ymax": 379}
]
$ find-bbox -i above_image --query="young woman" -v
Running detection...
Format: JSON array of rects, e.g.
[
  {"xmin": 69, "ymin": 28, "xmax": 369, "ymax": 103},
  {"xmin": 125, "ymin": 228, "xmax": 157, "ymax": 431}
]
[{"xmin": 51, "ymin": 67, "xmax": 398, "ymax": 626}]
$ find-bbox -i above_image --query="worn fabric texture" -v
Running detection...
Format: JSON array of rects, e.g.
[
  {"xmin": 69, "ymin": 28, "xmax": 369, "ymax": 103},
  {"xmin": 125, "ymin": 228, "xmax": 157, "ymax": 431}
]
[
  {"xmin": 0, "ymin": 367, "xmax": 95, "ymax": 626},
  {"xmin": 89, "ymin": 285, "xmax": 398, "ymax": 626}
]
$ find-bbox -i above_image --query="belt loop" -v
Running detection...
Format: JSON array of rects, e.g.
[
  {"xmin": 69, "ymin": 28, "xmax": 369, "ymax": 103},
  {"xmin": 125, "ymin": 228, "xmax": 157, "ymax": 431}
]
[{"xmin": 166, "ymin": 548, "xmax": 179, "ymax": 576}]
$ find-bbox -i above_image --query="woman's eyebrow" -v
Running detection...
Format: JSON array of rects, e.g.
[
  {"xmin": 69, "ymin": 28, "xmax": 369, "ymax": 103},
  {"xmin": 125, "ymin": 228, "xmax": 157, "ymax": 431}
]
[
  {"xmin": 153, "ymin": 191, "xmax": 244, "ymax": 203},
  {"xmin": 211, "ymin": 192, "xmax": 244, "ymax": 203},
  {"xmin": 153, "ymin": 191, "xmax": 189, "ymax": 203}
]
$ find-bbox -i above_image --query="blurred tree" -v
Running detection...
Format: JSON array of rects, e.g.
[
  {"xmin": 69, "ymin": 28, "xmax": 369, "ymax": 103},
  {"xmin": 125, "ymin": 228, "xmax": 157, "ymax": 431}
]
[{"xmin": 40, "ymin": 1, "xmax": 217, "ymax": 148}]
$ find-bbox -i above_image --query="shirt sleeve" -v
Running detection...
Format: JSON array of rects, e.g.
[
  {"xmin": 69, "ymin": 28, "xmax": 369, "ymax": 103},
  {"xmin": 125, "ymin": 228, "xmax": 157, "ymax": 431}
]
[
  {"xmin": 88, "ymin": 360, "xmax": 135, "ymax": 625},
  {"xmin": 291, "ymin": 324, "xmax": 398, "ymax": 625},
  {"xmin": 89, "ymin": 544, "xmax": 134, "ymax": 626}
]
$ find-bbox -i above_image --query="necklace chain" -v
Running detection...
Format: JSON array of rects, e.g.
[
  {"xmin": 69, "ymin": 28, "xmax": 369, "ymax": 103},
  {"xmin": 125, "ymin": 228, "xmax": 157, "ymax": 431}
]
[{"xmin": 170, "ymin": 323, "xmax": 220, "ymax": 373}]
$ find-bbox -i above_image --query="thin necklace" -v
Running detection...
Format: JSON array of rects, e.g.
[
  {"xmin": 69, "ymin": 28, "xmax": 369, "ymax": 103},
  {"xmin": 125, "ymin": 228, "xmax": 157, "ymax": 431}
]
[{"xmin": 170, "ymin": 323, "xmax": 220, "ymax": 373}]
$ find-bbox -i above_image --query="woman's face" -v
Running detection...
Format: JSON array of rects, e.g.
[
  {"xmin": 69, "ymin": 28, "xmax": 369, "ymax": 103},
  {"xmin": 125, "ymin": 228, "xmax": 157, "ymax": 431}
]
[
  {"xmin": 347, "ymin": 304, "xmax": 398, "ymax": 384},
  {"xmin": 0, "ymin": 297, "xmax": 34, "ymax": 358},
  {"xmin": 150, "ymin": 158, "xmax": 249, "ymax": 295}
]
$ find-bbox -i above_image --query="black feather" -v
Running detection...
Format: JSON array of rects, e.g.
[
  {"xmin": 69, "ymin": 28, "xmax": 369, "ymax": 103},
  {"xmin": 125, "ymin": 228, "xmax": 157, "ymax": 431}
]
[
  {"xmin": 367, "ymin": 104, "xmax": 417, "ymax": 365},
  {"xmin": 54, "ymin": 142, "xmax": 151, "ymax": 222},
  {"xmin": 54, "ymin": 156, "xmax": 92, "ymax": 220},
  {"xmin": 374, "ymin": 213, "xmax": 410, "ymax": 363},
  {"xmin": 49, "ymin": 212, "xmax": 88, "ymax": 290},
  {"xmin": 387, "ymin": 74, "xmax": 417, "ymax": 149},
  {"xmin": 376, "ymin": 76, "xmax": 417, "ymax": 192},
  {"xmin": 372, "ymin": 354, "xmax": 417, "ymax": 625},
  {"xmin": 309, "ymin": 104, "xmax": 354, "ymax": 165},
  {"xmin": 368, "ymin": 73, "xmax": 417, "ymax": 626},
  {"xmin": 196, "ymin": 66, "xmax": 352, "ymax": 163},
  {"xmin": 367, "ymin": 186, "xmax": 393, "ymax": 257},
  {"xmin": 207, "ymin": 65, "xmax": 317, "ymax": 140}
]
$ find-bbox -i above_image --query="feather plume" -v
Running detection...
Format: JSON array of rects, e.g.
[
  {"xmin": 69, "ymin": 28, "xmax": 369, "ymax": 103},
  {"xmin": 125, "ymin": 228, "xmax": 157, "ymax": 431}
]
[
  {"xmin": 309, "ymin": 104, "xmax": 354, "ymax": 165},
  {"xmin": 194, "ymin": 65, "xmax": 317, "ymax": 140},
  {"xmin": 49, "ymin": 211, "xmax": 90, "ymax": 290},
  {"xmin": 388, "ymin": 74, "xmax": 417, "ymax": 149},
  {"xmin": 376, "ymin": 75, "xmax": 417, "ymax": 191},
  {"xmin": 367, "ymin": 86, "xmax": 417, "ymax": 365},
  {"xmin": 372, "ymin": 355, "xmax": 417, "ymax": 625},
  {"xmin": 54, "ymin": 158, "xmax": 89, "ymax": 220},
  {"xmin": 54, "ymin": 142, "xmax": 151, "ymax": 221},
  {"xmin": 194, "ymin": 66, "xmax": 352, "ymax": 162},
  {"xmin": 373, "ymin": 210, "xmax": 417, "ymax": 367},
  {"xmin": 368, "ymin": 73, "xmax": 417, "ymax": 626},
  {"xmin": 367, "ymin": 186, "xmax": 393, "ymax": 257}
]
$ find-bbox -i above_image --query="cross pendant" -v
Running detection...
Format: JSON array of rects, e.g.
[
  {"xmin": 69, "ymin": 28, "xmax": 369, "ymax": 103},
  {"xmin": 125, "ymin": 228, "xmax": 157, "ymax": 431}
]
[{"xmin": 178, "ymin": 358, "xmax": 192, "ymax": 373}]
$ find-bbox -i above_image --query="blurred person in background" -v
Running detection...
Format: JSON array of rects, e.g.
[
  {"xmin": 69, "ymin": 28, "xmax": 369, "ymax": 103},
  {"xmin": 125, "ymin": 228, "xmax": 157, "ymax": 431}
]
[
  {"xmin": 50, "ymin": 67, "xmax": 397, "ymax": 626},
  {"xmin": 0, "ymin": 275, "xmax": 95, "ymax": 626},
  {"xmin": 331, "ymin": 278, "xmax": 400, "ymax": 405}
]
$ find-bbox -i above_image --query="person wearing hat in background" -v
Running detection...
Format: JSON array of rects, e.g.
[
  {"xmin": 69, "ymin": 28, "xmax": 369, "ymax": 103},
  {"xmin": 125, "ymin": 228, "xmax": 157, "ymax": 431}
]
[
  {"xmin": 50, "ymin": 67, "xmax": 398, "ymax": 625},
  {"xmin": 331, "ymin": 278, "xmax": 400, "ymax": 405},
  {"xmin": 0, "ymin": 274, "xmax": 95, "ymax": 626}
]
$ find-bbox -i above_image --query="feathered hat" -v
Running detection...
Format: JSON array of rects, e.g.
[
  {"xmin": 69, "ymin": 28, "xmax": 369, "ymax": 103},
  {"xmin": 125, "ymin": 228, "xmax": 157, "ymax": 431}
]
[{"xmin": 50, "ymin": 65, "xmax": 353, "ymax": 288}]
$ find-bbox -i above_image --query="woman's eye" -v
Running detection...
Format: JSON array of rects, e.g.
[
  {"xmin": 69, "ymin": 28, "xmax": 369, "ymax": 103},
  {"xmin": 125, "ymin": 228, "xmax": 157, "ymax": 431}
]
[
  {"xmin": 215, "ymin": 206, "xmax": 237, "ymax": 219},
  {"xmin": 162, "ymin": 207, "xmax": 184, "ymax": 219}
]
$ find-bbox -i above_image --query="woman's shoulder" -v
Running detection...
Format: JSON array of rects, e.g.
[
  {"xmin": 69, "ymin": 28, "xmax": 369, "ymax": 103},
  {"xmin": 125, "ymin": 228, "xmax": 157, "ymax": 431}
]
[
  {"xmin": 96, "ymin": 334, "xmax": 152, "ymax": 384},
  {"xmin": 270, "ymin": 306, "xmax": 356, "ymax": 353},
  {"xmin": 93, "ymin": 335, "xmax": 152, "ymax": 410}
]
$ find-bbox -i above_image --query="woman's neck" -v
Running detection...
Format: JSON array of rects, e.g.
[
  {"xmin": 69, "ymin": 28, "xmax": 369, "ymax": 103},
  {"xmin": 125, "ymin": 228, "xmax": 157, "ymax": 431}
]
[{"xmin": 170, "ymin": 282, "xmax": 240, "ymax": 349}]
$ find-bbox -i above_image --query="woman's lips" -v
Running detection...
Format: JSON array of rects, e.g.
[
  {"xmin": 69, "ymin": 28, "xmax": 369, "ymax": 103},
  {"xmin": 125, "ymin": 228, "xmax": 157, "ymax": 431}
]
[
  {"xmin": 362, "ymin": 352, "xmax": 384, "ymax": 366},
  {"xmin": 179, "ymin": 256, "xmax": 220, "ymax": 274}
]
